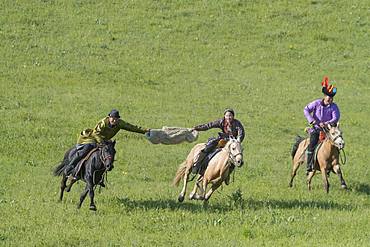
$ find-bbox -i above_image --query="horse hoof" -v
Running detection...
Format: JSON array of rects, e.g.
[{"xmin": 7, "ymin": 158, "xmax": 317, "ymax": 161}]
[
  {"xmin": 178, "ymin": 195, "xmax": 184, "ymax": 203},
  {"xmin": 189, "ymin": 193, "xmax": 195, "ymax": 200},
  {"xmin": 89, "ymin": 205, "xmax": 97, "ymax": 211},
  {"xmin": 341, "ymin": 184, "xmax": 348, "ymax": 189}
]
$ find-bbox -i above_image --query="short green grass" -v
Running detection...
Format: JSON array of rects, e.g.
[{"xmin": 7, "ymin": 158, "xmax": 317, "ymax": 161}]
[{"xmin": 1, "ymin": 0, "xmax": 369, "ymax": 246}]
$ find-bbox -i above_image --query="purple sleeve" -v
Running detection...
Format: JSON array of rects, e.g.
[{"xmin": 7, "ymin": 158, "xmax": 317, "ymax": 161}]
[
  {"xmin": 303, "ymin": 100, "xmax": 317, "ymax": 124},
  {"xmin": 325, "ymin": 104, "xmax": 340, "ymax": 125}
]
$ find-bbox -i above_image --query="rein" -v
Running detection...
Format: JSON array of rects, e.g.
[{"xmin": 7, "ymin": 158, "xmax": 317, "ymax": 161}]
[
  {"xmin": 99, "ymin": 148, "xmax": 113, "ymax": 166},
  {"xmin": 92, "ymin": 147, "xmax": 113, "ymax": 187},
  {"xmin": 339, "ymin": 149, "xmax": 347, "ymax": 165},
  {"xmin": 323, "ymin": 129, "xmax": 347, "ymax": 166},
  {"xmin": 227, "ymin": 144, "xmax": 242, "ymax": 166}
]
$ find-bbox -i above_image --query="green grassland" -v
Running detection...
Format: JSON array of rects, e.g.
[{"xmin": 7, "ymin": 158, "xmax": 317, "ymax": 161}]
[{"xmin": 0, "ymin": 0, "xmax": 369, "ymax": 246}]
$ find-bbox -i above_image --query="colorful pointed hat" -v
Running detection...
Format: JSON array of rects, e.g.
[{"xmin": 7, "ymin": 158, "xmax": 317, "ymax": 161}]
[{"xmin": 321, "ymin": 76, "xmax": 337, "ymax": 97}]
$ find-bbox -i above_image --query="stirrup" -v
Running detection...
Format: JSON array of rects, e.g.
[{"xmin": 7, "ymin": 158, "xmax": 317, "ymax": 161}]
[
  {"xmin": 306, "ymin": 168, "xmax": 313, "ymax": 176},
  {"xmin": 191, "ymin": 165, "xmax": 199, "ymax": 174}
]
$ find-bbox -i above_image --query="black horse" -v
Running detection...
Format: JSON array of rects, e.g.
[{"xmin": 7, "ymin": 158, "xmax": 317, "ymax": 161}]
[{"xmin": 53, "ymin": 140, "xmax": 116, "ymax": 211}]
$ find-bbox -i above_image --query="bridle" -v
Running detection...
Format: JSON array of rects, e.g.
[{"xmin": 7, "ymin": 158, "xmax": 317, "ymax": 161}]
[
  {"xmin": 322, "ymin": 126, "xmax": 346, "ymax": 164},
  {"xmin": 227, "ymin": 140, "xmax": 243, "ymax": 166},
  {"xmin": 323, "ymin": 127, "xmax": 344, "ymax": 149},
  {"xmin": 99, "ymin": 145, "xmax": 114, "ymax": 170}
]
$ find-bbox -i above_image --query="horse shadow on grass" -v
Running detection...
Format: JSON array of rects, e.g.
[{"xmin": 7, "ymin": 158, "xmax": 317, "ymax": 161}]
[
  {"xmin": 350, "ymin": 182, "xmax": 370, "ymax": 196},
  {"xmin": 115, "ymin": 197, "xmax": 235, "ymax": 213},
  {"xmin": 115, "ymin": 196, "xmax": 353, "ymax": 212},
  {"xmin": 243, "ymin": 198, "xmax": 353, "ymax": 211}
]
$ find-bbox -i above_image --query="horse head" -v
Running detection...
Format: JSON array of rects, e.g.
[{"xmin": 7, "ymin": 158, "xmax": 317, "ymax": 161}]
[
  {"xmin": 325, "ymin": 123, "xmax": 345, "ymax": 150},
  {"xmin": 226, "ymin": 137, "xmax": 244, "ymax": 167},
  {"xmin": 98, "ymin": 140, "xmax": 116, "ymax": 171}
]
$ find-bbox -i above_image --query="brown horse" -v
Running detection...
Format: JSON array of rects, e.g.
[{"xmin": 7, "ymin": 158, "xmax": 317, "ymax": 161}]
[
  {"xmin": 173, "ymin": 138, "xmax": 244, "ymax": 202},
  {"xmin": 289, "ymin": 124, "xmax": 347, "ymax": 193}
]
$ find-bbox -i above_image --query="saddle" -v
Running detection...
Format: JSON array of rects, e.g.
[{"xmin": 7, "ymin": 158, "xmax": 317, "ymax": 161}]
[
  {"xmin": 313, "ymin": 131, "xmax": 327, "ymax": 165},
  {"xmin": 313, "ymin": 142, "xmax": 323, "ymax": 165},
  {"xmin": 319, "ymin": 131, "xmax": 326, "ymax": 142},
  {"xmin": 74, "ymin": 147, "xmax": 99, "ymax": 177},
  {"xmin": 198, "ymin": 148, "xmax": 222, "ymax": 175}
]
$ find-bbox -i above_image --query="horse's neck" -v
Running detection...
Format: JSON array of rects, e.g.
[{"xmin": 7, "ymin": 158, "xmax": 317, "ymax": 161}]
[
  {"xmin": 322, "ymin": 138, "xmax": 337, "ymax": 154},
  {"xmin": 219, "ymin": 147, "xmax": 232, "ymax": 165},
  {"xmin": 89, "ymin": 150, "xmax": 103, "ymax": 168}
]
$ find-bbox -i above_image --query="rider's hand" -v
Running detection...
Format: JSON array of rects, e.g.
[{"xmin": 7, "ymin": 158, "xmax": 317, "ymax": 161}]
[{"xmin": 319, "ymin": 122, "xmax": 325, "ymax": 128}]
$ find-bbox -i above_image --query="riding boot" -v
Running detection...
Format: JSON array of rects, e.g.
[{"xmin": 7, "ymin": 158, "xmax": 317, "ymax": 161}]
[
  {"xmin": 66, "ymin": 153, "xmax": 82, "ymax": 180},
  {"xmin": 192, "ymin": 150, "xmax": 207, "ymax": 174},
  {"xmin": 306, "ymin": 151, "xmax": 314, "ymax": 175}
]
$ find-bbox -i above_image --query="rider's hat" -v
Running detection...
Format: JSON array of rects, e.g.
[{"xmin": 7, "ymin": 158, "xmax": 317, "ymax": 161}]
[
  {"xmin": 108, "ymin": 109, "xmax": 120, "ymax": 118},
  {"xmin": 321, "ymin": 76, "xmax": 337, "ymax": 97},
  {"xmin": 224, "ymin": 108, "xmax": 235, "ymax": 116}
]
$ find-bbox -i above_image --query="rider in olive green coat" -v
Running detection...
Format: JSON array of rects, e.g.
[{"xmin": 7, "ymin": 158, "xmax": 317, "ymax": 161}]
[{"xmin": 66, "ymin": 109, "xmax": 149, "ymax": 186}]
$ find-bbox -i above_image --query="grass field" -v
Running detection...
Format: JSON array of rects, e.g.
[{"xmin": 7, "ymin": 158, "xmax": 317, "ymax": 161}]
[{"xmin": 0, "ymin": 0, "xmax": 369, "ymax": 246}]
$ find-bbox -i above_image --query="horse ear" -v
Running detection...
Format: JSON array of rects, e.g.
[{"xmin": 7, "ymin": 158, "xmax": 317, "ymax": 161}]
[
  {"xmin": 337, "ymin": 122, "xmax": 340, "ymax": 128},
  {"xmin": 113, "ymin": 140, "xmax": 116, "ymax": 146},
  {"xmin": 327, "ymin": 124, "xmax": 332, "ymax": 130}
]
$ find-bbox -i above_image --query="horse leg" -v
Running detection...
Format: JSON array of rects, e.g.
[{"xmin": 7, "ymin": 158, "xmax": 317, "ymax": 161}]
[
  {"xmin": 189, "ymin": 176, "xmax": 203, "ymax": 200},
  {"xmin": 333, "ymin": 165, "xmax": 347, "ymax": 189},
  {"xmin": 204, "ymin": 178, "xmax": 223, "ymax": 201},
  {"xmin": 320, "ymin": 168, "xmax": 330, "ymax": 193},
  {"xmin": 77, "ymin": 184, "xmax": 89, "ymax": 209},
  {"xmin": 196, "ymin": 178, "xmax": 208, "ymax": 201},
  {"xmin": 178, "ymin": 167, "xmax": 191, "ymax": 203},
  {"xmin": 306, "ymin": 171, "xmax": 315, "ymax": 191},
  {"xmin": 87, "ymin": 182, "xmax": 97, "ymax": 211},
  {"xmin": 289, "ymin": 160, "xmax": 302, "ymax": 187},
  {"xmin": 59, "ymin": 174, "xmax": 68, "ymax": 201},
  {"xmin": 66, "ymin": 176, "xmax": 78, "ymax": 193}
]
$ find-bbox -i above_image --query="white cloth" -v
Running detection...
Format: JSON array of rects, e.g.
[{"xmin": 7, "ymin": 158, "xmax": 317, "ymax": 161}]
[{"xmin": 145, "ymin": 126, "xmax": 198, "ymax": 145}]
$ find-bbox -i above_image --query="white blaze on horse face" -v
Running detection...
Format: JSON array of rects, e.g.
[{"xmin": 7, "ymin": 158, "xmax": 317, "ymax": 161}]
[
  {"xmin": 230, "ymin": 141, "xmax": 243, "ymax": 167},
  {"xmin": 330, "ymin": 128, "xmax": 345, "ymax": 150}
]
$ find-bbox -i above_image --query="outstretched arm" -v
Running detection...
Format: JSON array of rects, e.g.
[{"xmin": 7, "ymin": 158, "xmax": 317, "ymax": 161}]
[
  {"xmin": 119, "ymin": 120, "xmax": 147, "ymax": 134},
  {"xmin": 193, "ymin": 119, "xmax": 222, "ymax": 131}
]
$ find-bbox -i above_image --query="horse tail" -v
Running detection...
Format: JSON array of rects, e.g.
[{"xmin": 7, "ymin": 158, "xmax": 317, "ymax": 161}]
[
  {"xmin": 291, "ymin": 135, "xmax": 305, "ymax": 158},
  {"xmin": 53, "ymin": 148, "xmax": 73, "ymax": 176},
  {"xmin": 173, "ymin": 161, "xmax": 187, "ymax": 186},
  {"xmin": 53, "ymin": 161, "xmax": 67, "ymax": 176}
]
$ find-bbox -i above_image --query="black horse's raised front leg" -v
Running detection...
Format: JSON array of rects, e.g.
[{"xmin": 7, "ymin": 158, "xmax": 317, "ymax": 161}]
[
  {"xmin": 87, "ymin": 181, "xmax": 97, "ymax": 211},
  {"xmin": 77, "ymin": 185, "xmax": 89, "ymax": 209}
]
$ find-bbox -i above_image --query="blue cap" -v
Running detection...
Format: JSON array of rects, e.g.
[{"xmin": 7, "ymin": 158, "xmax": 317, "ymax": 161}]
[{"xmin": 108, "ymin": 109, "xmax": 120, "ymax": 118}]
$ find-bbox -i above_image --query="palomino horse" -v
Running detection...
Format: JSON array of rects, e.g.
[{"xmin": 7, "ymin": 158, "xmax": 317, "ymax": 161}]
[
  {"xmin": 289, "ymin": 124, "xmax": 347, "ymax": 193},
  {"xmin": 173, "ymin": 138, "xmax": 243, "ymax": 202},
  {"xmin": 53, "ymin": 141, "xmax": 116, "ymax": 210}
]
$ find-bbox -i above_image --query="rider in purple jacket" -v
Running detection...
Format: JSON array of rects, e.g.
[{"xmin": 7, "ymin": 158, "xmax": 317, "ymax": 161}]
[{"xmin": 304, "ymin": 77, "xmax": 340, "ymax": 173}]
